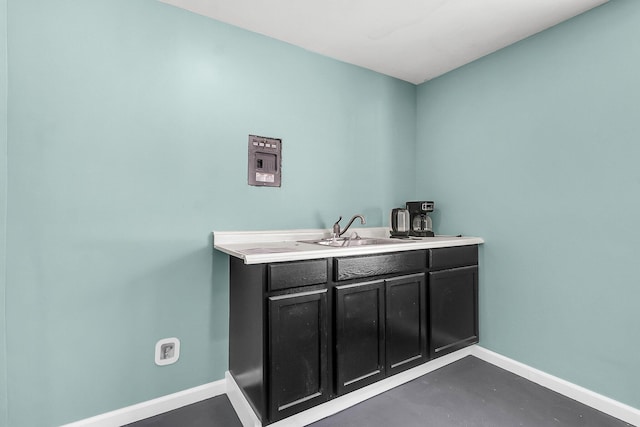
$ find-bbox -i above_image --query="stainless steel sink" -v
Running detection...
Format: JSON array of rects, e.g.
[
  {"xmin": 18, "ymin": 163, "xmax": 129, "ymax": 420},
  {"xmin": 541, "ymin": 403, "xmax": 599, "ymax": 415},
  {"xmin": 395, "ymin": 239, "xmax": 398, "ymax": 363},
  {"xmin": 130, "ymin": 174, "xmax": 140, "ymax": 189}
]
[{"xmin": 300, "ymin": 237, "xmax": 409, "ymax": 248}]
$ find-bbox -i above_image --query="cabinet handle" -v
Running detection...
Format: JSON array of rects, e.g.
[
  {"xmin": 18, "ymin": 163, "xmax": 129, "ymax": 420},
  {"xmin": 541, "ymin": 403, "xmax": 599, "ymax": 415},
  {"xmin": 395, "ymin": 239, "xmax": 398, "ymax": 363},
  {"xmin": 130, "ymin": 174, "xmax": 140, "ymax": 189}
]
[{"xmin": 269, "ymin": 289, "xmax": 327, "ymax": 301}]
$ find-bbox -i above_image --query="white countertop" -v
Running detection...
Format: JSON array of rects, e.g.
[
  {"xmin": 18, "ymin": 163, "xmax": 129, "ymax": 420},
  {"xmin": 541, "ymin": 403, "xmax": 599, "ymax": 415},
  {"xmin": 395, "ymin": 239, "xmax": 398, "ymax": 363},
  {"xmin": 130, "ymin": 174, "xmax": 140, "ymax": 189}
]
[{"xmin": 213, "ymin": 227, "xmax": 484, "ymax": 264}]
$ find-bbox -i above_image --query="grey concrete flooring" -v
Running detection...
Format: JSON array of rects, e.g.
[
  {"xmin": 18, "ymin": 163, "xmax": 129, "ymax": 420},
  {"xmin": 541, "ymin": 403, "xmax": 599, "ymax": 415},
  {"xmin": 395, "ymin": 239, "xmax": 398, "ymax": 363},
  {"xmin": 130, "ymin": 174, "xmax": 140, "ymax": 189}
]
[
  {"xmin": 124, "ymin": 394, "xmax": 242, "ymax": 427},
  {"xmin": 127, "ymin": 356, "xmax": 633, "ymax": 427},
  {"xmin": 310, "ymin": 356, "xmax": 632, "ymax": 427}
]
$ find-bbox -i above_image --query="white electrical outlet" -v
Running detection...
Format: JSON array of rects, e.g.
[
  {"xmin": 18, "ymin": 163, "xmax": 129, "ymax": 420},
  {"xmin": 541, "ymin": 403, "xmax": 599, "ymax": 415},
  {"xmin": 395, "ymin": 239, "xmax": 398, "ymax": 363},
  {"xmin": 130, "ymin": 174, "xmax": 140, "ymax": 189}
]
[{"xmin": 155, "ymin": 337, "xmax": 180, "ymax": 366}]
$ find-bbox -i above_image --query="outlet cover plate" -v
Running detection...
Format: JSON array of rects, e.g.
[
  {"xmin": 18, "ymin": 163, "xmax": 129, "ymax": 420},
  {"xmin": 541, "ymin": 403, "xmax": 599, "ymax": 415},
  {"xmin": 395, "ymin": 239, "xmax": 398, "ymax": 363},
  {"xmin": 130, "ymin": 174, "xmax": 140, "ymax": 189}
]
[{"xmin": 155, "ymin": 337, "xmax": 180, "ymax": 366}]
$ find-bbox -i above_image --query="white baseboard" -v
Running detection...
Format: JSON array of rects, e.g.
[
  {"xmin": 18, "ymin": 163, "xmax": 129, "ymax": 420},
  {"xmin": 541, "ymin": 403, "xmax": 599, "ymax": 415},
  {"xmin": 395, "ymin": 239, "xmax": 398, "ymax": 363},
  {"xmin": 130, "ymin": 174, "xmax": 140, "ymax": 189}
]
[
  {"xmin": 63, "ymin": 345, "xmax": 640, "ymax": 427},
  {"xmin": 470, "ymin": 346, "xmax": 640, "ymax": 427},
  {"xmin": 60, "ymin": 380, "xmax": 226, "ymax": 427}
]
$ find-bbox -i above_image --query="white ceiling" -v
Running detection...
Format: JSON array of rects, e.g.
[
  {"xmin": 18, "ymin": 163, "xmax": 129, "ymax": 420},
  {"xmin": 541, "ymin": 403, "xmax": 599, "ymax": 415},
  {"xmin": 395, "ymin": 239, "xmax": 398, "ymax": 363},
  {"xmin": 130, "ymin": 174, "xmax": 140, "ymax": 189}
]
[{"xmin": 159, "ymin": 0, "xmax": 608, "ymax": 84}]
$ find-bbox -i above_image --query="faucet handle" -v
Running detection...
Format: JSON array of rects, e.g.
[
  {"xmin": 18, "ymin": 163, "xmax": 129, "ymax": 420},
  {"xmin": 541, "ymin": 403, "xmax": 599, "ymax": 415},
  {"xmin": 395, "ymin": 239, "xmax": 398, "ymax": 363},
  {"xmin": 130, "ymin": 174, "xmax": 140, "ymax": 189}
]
[{"xmin": 332, "ymin": 216, "xmax": 342, "ymax": 235}]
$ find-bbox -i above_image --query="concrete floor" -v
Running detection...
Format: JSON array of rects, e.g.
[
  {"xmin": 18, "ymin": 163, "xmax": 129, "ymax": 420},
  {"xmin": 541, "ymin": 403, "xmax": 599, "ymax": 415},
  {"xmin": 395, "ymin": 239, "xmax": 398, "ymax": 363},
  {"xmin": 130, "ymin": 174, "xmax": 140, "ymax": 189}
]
[
  {"xmin": 127, "ymin": 356, "xmax": 632, "ymax": 427},
  {"xmin": 124, "ymin": 394, "xmax": 242, "ymax": 427}
]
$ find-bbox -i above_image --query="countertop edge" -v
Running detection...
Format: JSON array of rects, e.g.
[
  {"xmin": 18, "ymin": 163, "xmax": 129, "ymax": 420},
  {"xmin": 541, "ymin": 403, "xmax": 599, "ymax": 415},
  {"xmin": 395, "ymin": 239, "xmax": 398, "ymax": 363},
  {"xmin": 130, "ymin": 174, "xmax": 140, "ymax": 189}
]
[
  {"xmin": 213, "ymin": 227, "xmax": 388, "ymax": 244},
  {"xmin": 213, "ymin": 228, "xmax": 484, "ymax": 264}
]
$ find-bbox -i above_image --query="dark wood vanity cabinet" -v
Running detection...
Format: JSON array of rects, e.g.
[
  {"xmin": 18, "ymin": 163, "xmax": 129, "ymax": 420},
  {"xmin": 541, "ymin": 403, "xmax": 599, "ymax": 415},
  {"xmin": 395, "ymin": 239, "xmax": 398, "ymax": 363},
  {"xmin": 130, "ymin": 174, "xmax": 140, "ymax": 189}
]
[
  {"xmin": 228, "ymin": 245, "xmax": 478, "ymax": 424},
  {"xmin": 229, "ymin": 257, "xmax": 330, "ymax": 424},
  {"xmin": 428, "ymin": 245, "xmax": 479, "ymax": 358},
  {"xmin": 333, "ymin": 252, "xmax": 428, "ymax": 396},
  {"xmin": 333, "ymin": 273, "xmax": 428, "ymax": 395}
]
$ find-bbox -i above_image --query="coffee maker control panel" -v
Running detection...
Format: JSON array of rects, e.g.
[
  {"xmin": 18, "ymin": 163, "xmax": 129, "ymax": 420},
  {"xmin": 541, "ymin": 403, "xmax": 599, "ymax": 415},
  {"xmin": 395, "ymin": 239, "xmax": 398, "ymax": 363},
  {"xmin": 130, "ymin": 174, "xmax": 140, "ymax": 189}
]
[{"xmin": 420, "ymin": 201, "xmax": 434, "ymax": 212}]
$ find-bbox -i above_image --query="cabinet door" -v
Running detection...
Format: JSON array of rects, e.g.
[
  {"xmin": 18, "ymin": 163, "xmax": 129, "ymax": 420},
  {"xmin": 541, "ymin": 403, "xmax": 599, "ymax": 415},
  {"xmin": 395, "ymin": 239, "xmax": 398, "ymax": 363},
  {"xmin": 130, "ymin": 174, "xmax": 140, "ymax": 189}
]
[
  {"xmin": 385, "ymin": 273, "xmax": 427, "ymax": 375},
  {"xmin": 335, "ymin": 280, "xmax": 385, "ymax": 395},
  {"xmin": 429, "ymin": 266, "xmax": 479, "ymax": 358},
  {"xmin": 268, "ymin": 289, "xmax": 328, "ymax": 422}
]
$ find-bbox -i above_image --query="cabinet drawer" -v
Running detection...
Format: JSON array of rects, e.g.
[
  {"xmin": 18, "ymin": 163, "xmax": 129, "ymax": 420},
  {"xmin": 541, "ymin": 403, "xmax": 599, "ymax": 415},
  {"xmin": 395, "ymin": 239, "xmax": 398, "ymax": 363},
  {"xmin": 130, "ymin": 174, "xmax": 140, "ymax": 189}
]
[
  {"xmin": 429, "ymin": 245, "xmax": 478, "ymax": 270},
  {"xmin": 268, "ymin": 259, "xmax": 328, "ymax": 291},
  {"xmin": 335, "ymin": 250, "xmax": 426, "ymax": 281}
]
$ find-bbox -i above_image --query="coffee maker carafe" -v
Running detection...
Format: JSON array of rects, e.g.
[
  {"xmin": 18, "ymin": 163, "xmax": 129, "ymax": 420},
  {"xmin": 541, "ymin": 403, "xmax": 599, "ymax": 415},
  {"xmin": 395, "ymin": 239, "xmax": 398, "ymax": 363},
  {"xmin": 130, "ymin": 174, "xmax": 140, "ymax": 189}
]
[{"xmin": 406, "ymin": 201, "xmax": 434, "ymax": 237}]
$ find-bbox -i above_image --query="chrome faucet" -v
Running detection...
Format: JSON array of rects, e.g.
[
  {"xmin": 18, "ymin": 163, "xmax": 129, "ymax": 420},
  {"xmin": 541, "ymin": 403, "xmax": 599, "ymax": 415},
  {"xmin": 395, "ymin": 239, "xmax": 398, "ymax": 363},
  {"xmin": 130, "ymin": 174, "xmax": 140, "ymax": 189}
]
[{"xmin": 332, "ymin": 214, "xmax": 366, "ymax": 237}]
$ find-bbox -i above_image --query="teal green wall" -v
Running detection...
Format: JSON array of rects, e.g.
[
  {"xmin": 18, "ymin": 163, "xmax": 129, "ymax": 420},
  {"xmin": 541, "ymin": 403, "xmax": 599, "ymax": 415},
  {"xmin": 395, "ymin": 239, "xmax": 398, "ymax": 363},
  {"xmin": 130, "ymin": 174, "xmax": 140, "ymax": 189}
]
[
  {"xmin": 417, "ymin": 0, "xmax": 639, "ymax": 409},
  {"xmin": 5, "ymin": 1, "xmax": 415, "ymax": 425},
  {"xmin": 6, "ymin": 0, "xmax": 639, "ymax": 425},
  {"xmin": 1, "ymin": 0, "xmax": 8, "ymax": 424}
]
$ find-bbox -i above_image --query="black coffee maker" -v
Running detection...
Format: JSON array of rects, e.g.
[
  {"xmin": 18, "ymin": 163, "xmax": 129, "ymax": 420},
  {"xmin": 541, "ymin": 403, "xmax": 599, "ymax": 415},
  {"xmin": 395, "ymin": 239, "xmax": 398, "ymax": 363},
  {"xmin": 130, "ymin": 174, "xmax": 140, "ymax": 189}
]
[{"xmin": 406, "ymin": 201, "xmax": 435, "ymax": 237}]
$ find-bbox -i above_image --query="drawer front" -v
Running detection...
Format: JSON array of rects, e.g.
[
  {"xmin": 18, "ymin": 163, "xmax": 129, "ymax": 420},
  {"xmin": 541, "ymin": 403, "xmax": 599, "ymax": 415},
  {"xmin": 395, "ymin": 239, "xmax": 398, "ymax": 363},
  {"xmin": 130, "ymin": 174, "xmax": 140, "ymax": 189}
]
[
  {"xmin": 268, "ymin": 259, "xmax": 328, "ymax": 291},
  {"xmin": 335, "ymin": 250, "xmax": 426, "ymax": 281},
  {"xmin": 429, "ymin": 245, "xmax": 478, "ymax": 270}
]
